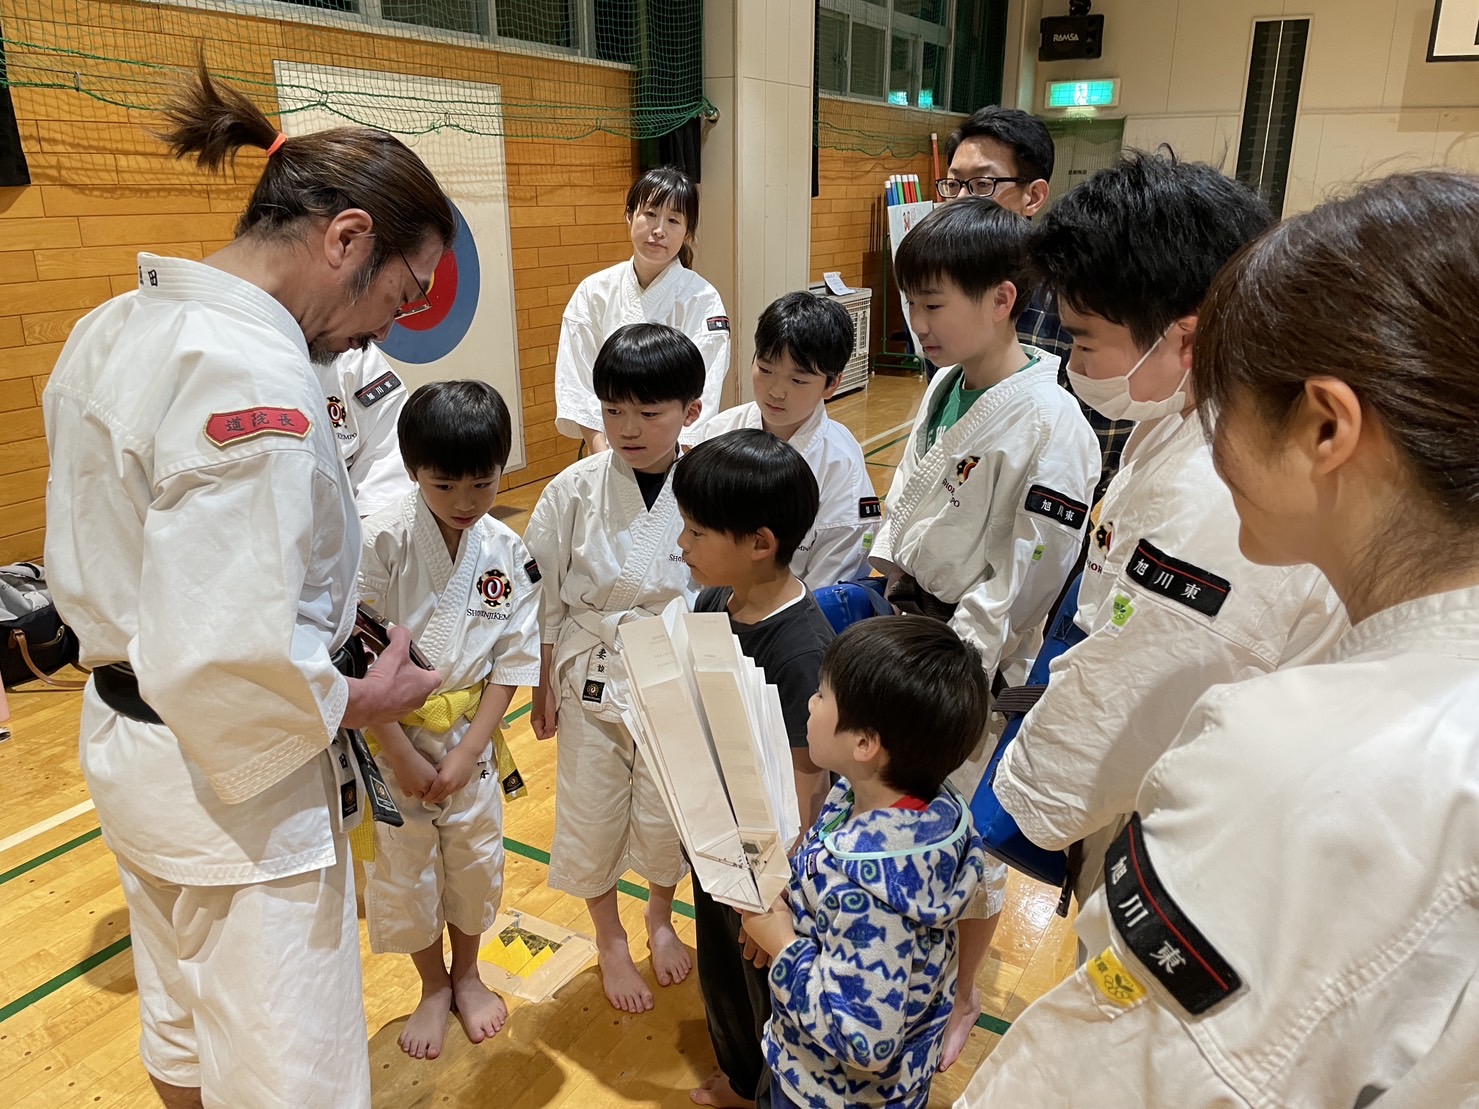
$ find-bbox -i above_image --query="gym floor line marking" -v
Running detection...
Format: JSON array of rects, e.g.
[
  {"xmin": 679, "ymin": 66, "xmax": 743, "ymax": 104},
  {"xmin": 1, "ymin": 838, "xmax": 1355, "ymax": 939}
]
[
  {"xmin": 863, "ymin": 431, "xmax": 911, "ymax": 459},
  {"xmin": 0, "ymin": 826, "xmax": 104, "ymax": 887},
  {"xmin": 857, "ymin": 418, "xmax": 916, "ymax": 451},
  {"xmin": 0, "ymin": 799, "xmax": 98, "ymax": 855}
]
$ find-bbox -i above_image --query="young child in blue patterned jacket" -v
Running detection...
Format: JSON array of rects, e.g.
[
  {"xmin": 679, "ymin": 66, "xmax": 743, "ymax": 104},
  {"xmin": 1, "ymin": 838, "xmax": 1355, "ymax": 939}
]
[{"xmin": 741, "ymin": 617, "xmax": 990, "ymax": 1109}]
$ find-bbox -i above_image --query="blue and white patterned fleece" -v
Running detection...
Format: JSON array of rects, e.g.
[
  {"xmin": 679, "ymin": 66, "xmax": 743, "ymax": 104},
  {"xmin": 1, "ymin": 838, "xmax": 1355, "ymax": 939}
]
[{"xmin": 764, "ymin": 780, "xmax": 987, "ymax": 1108}]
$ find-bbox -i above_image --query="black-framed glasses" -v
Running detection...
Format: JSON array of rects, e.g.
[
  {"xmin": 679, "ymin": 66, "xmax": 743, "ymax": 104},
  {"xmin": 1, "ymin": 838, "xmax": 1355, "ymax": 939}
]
[
  {"xmin": 393, "ymin": 249, "xmax": 434, "ymax": 320},
  {"xmin": 935, "ymin": 176, "xmax": 1030, "ymax": 199}
]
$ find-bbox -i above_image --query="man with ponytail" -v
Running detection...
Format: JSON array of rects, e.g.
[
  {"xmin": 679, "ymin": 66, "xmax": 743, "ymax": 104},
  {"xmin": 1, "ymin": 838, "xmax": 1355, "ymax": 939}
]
[{"xmin": 42, "ymin": 61, "xmax": 452, "ymax": 1108}]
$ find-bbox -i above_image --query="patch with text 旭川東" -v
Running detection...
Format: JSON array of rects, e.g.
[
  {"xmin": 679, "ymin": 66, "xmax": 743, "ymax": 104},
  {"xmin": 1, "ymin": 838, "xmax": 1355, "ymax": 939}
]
[
  {"xmin": 1024, "ymin": 484, "xmax": 1089, "ymax": 530},
  {"xmin": 204, "ymin": 407, "xmax": 311, "ymax": 447},
  {"xmin": 858, "ymin": 496, "xmax": 882, "ymax": 520},
  {"xmin": 524, "ymin": 558, "xmax": 542, "ymax": 584},
  {"xmin": 354, "ymin": 370, "xmax": 402, "ymax": 407},
  {"xmin": 706, "ymin": 316, "xmax": 730, "ymax": 332},
  {"xmin": 1124, "ymin": 539, "xmax": 1231, "ymax": 618},
  {"xmin": 1106, "ymin": 815, "xmax": 1243, "ymax": 1015}
]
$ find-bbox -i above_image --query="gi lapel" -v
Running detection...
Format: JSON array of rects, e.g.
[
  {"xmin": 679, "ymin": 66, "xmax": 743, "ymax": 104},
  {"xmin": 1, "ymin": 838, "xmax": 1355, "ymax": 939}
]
[{"xmin": 409, "ymin": 494, "xmax": 465, "ymax": 671}]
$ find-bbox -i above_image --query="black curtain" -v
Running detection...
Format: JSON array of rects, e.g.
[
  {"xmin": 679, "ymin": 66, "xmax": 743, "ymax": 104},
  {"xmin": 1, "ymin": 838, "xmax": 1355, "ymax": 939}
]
[{"xmin": 0, "ymin": 28, "xmax": 31, "ymax": 187}]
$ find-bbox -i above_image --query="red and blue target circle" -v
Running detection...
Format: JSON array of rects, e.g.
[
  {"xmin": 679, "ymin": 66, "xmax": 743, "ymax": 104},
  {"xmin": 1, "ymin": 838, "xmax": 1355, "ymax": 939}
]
[{"xmin": 381, "ymin": 200, "xmax": 480, "ymax": 365}]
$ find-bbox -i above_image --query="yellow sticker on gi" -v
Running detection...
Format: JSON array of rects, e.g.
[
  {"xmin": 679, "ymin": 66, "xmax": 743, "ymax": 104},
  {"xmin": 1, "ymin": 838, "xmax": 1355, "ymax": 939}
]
[
  {"xmin": 1087, "ymin": 946, "xmax": 1146, "ymax": 1007},
  {"xmin": 1032, "ymin": 543, "xmax": 1045, "ymax": 563},
  {"xmin": 1108, "ymin": 592, "xmax": 1136, "ymax": 632}
]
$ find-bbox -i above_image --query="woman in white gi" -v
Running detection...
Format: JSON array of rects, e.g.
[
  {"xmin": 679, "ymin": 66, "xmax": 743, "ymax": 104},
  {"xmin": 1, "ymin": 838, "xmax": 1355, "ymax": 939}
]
[
  {"xmin": 991, "ymin": 154, "xmax": 1343, "ymax": 911},
  {"xmin": 42, "ymin": 67, "xmax": 445, "ymax": 1108},
  {"xmin": 554, "ymin": 166, "xmax": 730, "ymax": 451},
  {"xmin": 959, "ymin": 170, "xmax": 1479, "ymax": 1108},
  {"xmin": 358, "ymin": 381, "xmax": 541, "ymax": 1061}
]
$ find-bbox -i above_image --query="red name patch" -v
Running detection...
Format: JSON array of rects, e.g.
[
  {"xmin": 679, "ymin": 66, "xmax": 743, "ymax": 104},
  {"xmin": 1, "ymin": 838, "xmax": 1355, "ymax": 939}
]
[{"xmin": 204, "ymin": 407, "xmax": 312, "ymax": 447}]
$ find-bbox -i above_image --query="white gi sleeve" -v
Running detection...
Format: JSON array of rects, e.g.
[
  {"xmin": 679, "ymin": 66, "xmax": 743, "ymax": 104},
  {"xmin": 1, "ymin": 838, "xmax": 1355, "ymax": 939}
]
[
  {"xmin": 994, "ymin": 592, "xmax": 1286, "ymax": 852},
  {"xmin": 795, "ymin": 520, "xmax": 873, "ymax": 591},
  {"xmin": 134, "ymin": 448, "xmax": 349, "ymax": 805},
  {"xmin": 677, "ymin": 286, "xmax": 731, "ymax": 445},
  {"xmin": 356, "ymin": 510, "xmax": 397, "ymax": 615},
  {"xmin": 490, "ymin": 536, "xmax": 545, "ymax": 687},
  {"xmin": 344, "ymin": 349, "xmax": 411, "ymax": 517},
  {"xmin": 949, "ymin": 427, "xmax": 1096, "ymax": 677},
  {"xmin": 554, "ymin": 283, "xmax": 604, "ymax": 440},
  {"xmin": 523, "ymin": 476, "xmax": 572, "ymax": 646}
]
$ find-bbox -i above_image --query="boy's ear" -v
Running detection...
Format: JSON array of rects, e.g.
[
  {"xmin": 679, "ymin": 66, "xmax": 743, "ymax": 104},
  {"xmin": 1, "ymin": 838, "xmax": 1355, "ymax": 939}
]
[
  {"xmin": 750, "ymin": 527, "xmax": 779, "ymax": 562},
  {"xmin": 1175, "ymin": 314, "xmax": 1198, "ymax": 371},
  {"xmin": 1021, "ymin": 178, "xmax": 1051, "ymax": 218},
  {"xmin": 852, "ymin": 728, "xmax": 884, "ymax": 767},
  {"xmin": 683, "ymin": 398, "xmax": 703, "ymax": 427},
  {"xmin": 821, "ymin": 375, "xmax": 842, "ymax": 401},
  {"xmin": 991, "ymin": 280, "xmax": 1019, "ymax": 323}
]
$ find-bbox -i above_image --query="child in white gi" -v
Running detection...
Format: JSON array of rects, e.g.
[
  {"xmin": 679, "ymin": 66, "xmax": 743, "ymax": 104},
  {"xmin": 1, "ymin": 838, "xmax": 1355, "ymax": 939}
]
[
  {"xmin": 358, "ymin": 380, "xmax": 542, "ymax": 1060},
  {"xmin": 526, "ymin": 322, "xmax": 704, "ymax": 1013},
  {"xmin": 878, "ymin": 197, "xmax": 1100, "ymax": 1069},
  {"xmin": 699, "ymin": 291, "xmax": 879, "ymax": 589}
]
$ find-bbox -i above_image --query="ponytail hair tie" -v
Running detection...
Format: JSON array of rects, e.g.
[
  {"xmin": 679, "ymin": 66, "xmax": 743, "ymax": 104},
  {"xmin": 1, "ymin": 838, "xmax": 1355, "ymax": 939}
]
[{"xmin": 266, "ymin": 132, "xmax": 287, "ymax": 157}]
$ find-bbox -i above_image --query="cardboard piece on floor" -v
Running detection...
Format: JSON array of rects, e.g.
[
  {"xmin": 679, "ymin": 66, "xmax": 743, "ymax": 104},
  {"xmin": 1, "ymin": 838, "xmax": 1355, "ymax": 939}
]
[
  {"xmin": 620, "ymin": 598, "xmax": 800, "ymax": 913},
  {"xmin": 478, "ymin": 910, "xmax": 597, "ymax": 1003}
]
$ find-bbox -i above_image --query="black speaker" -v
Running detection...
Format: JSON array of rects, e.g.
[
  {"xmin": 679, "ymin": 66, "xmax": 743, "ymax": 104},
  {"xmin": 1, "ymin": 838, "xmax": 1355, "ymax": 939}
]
[{"xmin": 1039, "ymin": 14, "xmax": 1105, "ymax": 62}]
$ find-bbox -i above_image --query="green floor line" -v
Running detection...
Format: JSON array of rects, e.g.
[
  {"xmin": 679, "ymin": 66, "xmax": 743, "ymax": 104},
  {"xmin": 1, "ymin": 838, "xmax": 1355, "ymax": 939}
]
[
  {"xmin": 863, "ymin": 430, "xmax": 911, "ymax": 459},
  {"xmin": 0, "ymin": 935, "xmax": 133, "ymax": 1024},
  {"xmin": 976, "ymin": 1012, "xmax": 1011, "ymax": 1035},
  {"xmin": 0, "ymin": 827, "xmax": 104, "ymax": 887}
]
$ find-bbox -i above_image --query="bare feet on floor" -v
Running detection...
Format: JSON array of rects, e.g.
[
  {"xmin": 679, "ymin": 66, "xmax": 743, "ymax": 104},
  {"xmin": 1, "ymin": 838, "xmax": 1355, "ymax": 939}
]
[
  {"xmin": 598, "ymin": 936, "xmax": 655, "ymax": 1013},
  {"xmin": 937, "ymin": 983, "xmax": 982, "ymax": 1072},
  {"xmin": 399, "ymin": 982, "xmax": 453, "ymax": 1060},
  {"xmin": 646, "ymin": 911, "xmax": 692, "ymax": 988},
  {"xmin": 690, "ymin": 1068, "xmax": 756, "ymax": 1107},
  {"xmin": 451, "ymin": 970, "xmax": 508, "ymax": 1044}
]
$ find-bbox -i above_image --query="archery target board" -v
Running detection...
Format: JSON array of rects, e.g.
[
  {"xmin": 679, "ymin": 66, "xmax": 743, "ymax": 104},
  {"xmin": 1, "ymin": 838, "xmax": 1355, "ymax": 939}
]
[
  {"xmin": 1429, "ymin": 0, "xmax": 1479, "ymax": 60},
  {"xmin": 274, "ymin": 62, "xmax": 526, "ymax": 471}
]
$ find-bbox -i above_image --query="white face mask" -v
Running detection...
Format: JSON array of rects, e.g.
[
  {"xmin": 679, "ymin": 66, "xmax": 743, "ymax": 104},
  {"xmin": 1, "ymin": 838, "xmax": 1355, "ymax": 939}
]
[{"xmin": 1066, "ymin": 325, "xmax": 1190, "ymax": 422}]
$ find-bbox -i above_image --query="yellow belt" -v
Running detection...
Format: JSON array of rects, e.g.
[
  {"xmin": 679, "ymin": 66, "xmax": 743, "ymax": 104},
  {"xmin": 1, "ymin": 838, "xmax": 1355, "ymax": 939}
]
[{"xmin": 349, "ymin": 685, "xmax": 527, "ymax": 864}]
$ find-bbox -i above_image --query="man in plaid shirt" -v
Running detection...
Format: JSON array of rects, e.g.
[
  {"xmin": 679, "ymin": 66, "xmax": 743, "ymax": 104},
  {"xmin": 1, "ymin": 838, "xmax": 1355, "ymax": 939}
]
[{"xmin": 939, "ymin": 108, "xmax": 1133, "ymax": 505}]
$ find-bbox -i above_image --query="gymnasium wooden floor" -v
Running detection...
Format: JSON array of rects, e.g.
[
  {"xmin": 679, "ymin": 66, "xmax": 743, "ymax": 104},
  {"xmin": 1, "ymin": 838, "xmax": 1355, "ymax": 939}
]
[{"xmin": 0, "ymin": 373, "xmax": 1076, "ymax": 1107}]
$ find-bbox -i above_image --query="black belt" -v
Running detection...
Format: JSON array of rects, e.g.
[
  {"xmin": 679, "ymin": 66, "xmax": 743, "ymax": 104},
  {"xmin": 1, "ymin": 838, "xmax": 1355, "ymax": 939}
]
[
  {"xmin": 885, "ymin": 573, "xmax": 959, "ymax": 622},
  {"xmin": 94, "ymin": 642, "xmax": 366, "ymax": 726}
]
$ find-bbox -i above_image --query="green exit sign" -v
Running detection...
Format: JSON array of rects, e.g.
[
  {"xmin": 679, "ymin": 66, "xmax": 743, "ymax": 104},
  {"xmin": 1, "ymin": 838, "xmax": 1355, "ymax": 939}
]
[{"xmin": 1045, "ymin": 78, "xmax": 1119, "ymax": 109}]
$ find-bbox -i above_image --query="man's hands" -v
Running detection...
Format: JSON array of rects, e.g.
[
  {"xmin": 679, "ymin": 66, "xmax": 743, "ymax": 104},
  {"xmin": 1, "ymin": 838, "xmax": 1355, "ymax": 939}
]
[{"xmin": 342, "ymin": 625, "xmax": 441, "ymax": 730}]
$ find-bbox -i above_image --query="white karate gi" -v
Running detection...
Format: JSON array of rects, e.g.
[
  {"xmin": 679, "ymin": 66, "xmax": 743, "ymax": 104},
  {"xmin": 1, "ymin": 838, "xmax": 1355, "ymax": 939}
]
[
  {"xmin": 327, "ymin": 344, "xmax": 414, "ymax": 517},
  {"xmin": 958, "ymin": 584, "xmax": 1479, "ymax": 1107},
  {"xmin": 43, "ymin": 254, "xmax": 368, "ymax": 1107},
  {"xmin": 554, "ymin": 257, "xmax": 730, "ymax": 446},
  {"xmin": 523, "ymin": 452, "xmax": 699, "ymax": 896},
  {"xmin": 699, "ymin": 401, "xmax": 878, "ymax": 589},
  {"xmin": 994, "ymin": 411, "xmax": 1346, "ymax": 902},
  {"xmin": 357, "ymin": 491, "xmax": 542, "ymax": 953},
  {"xmin": 869, "ymin": 354, "xmax": 1098, "ymax": 918}
]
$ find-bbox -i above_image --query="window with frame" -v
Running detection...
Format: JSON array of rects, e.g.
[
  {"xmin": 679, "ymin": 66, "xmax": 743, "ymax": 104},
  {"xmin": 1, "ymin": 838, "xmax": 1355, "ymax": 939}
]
[{"xmin": 817, "ymin": 0, "xmax": 1003, "ymax": 113}]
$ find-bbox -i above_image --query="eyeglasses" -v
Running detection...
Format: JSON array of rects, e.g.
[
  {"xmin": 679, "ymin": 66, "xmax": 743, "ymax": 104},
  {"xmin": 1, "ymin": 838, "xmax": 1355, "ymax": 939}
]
[
  {"xmin": 393, "ymin": 249, "xmax": 434, "ymax": 320},
  {"xmin": 935, "ymin": 176, "xmax": 1030, "ymax": 199}
]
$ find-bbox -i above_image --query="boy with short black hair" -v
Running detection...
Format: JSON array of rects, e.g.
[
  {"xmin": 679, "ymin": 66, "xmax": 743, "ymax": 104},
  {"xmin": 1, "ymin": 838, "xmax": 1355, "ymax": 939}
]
[
  {"xmin": 525, "ymin": 322, "xmax": 705, "ymax": 1014},
  {"xmin": 879, "ymin": 196, "xmax": 1100, "ymax": 1067},
  {"xmin": 740, "ymin": 617, "xmax": 990, "ymax": 1109},
  {"xmin": 673, "ymin": 428, "xmax": 838, "ymax": 1109},
  {"xmin": 701, "ymin": 291, "xmax": 877, "ymax": 589},
  {"xmin": 358, "ymin": 379, "xmax": 541, "ymax": 1061}
]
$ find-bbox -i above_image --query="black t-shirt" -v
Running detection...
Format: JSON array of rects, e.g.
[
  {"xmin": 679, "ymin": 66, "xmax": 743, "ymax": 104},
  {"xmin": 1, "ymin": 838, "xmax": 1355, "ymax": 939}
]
[
  {"xmin": 695, "ymin": 586, "xmax": 835, "ymax": 748},
  {"xmin": 634, "ymin": 466, "xmax": 669, "ymax": 510}
]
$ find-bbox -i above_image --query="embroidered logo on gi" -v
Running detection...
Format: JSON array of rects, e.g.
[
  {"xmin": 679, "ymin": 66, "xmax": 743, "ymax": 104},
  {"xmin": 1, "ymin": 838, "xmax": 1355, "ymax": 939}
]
[
  {"xmin": 858, "ymin": 496, "xmax": 882, "ymax": 520},
  {"xmin": 706, "ymin": 315, "xmax": 730, "ymax": 332},
  {"xmin": 955, "ymin": 456, "xmax": 980, "ymax": 482},
  {"xmin": 354, "ymin": 370, "xmax": 402, "ymax": 408},
  {"xmin": 477, "ymin": 569, "xmax": 511, "ymax": 610},
  {"xmin": 326, "ymin": 396, "xmax": 347, "ymax": 430},
  {"xmin": 204, "ymin": 407, "xmax": 312, "ymax": 447},
  {"xmin": 1096, "ymin": 521, "xmax": 1115, "ymax": 553},
  {"xmin": 1125, "ymin": 539, "xmax": 1231, "ymax": 619},
  {"xmin": 1086, "ymin": 947, "xmax": 1146, "ymax": 1008},
  {"xmin": 1024, "ymin": 484, "xmax": 1089, "ymax": 530},
  {"xmin": 581, "ymin": 679, "xmax": 605, "ymax": 704},
  {"xmin": 523, "ymin": 557, "xmax": 542, "ymax": 584},
  {"xmin": 1106, "ymin": 815, "xmax": 1244, "ymax": 1015}
]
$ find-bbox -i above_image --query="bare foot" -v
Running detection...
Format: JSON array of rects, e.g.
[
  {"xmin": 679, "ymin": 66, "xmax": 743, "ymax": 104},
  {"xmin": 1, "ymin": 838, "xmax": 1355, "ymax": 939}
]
[
  {"xmin": 399, "ymin": 983, "xmax": 453, "ymax": 1060},
  {"xmin": 690, "ymin": 1068, "xmax": 755, "ymax": 1107},
  {"xmin": 451, "ymin": 971, "xmax": 508, "ymax": 1044},
  {"xmin": 597, "ymin": 935, "xmax": 654, "ymax": 1013},
  {"xmin": 937, "ymin": 983, "xmax": 981, "ymax": 1072},
  {"xmin": 647, "ymin": 913, "xmax": 692, "ymax": 988}
]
